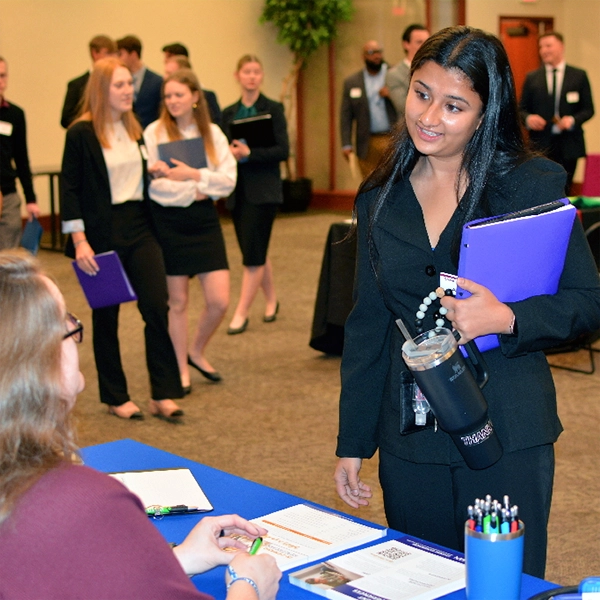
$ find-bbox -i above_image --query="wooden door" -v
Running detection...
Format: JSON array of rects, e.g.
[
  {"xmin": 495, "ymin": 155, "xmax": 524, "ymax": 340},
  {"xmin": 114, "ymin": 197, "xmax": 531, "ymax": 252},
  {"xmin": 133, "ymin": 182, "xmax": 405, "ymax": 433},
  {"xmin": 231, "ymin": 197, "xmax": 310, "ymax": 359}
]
[{"xmin": 499, "ymin": 16, "xmax": 554, "ymax": 100}]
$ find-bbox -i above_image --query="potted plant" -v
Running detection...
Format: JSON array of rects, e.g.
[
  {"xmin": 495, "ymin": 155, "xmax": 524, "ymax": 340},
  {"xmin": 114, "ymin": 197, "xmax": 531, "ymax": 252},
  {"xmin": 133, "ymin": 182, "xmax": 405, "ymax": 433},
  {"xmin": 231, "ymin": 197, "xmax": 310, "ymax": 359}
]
[{"xmin": 261, "ymin": 0, "xmax": 354, "ymax": 211}]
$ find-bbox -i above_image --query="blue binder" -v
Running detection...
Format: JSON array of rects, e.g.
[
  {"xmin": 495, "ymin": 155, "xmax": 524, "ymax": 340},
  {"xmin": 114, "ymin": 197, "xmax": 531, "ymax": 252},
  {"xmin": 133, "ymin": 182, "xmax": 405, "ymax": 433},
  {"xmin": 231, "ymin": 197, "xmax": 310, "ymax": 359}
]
[{"xmin": 456, "ymin": 199, "xmax": 577, "ymax": 351}]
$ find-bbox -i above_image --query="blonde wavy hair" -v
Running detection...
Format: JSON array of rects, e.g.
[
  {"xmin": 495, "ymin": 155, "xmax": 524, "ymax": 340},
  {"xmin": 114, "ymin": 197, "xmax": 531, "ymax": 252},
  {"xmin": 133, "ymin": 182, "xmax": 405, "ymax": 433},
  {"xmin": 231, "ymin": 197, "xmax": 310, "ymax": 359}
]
[
  {"xmin": 0, "ymin": 250, "xmax": 78, "ymax": 526},
  {"xmin": 73, "ymin": 56, "xmax": 142, "ymax": 148}
]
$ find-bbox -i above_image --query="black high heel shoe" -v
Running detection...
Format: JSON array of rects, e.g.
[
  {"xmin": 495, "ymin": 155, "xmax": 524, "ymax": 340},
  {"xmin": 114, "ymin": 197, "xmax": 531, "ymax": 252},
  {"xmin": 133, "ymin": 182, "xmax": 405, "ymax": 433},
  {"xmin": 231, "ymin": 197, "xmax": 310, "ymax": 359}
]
[
  {"xmin": 187, "ymin": 355, "xmax": 222, "ymax": 382},
  {"xmin": 263, "ymin": 301, "xmax": 280, "ymax": 323},
  {"xmin": 227, "ymin": 318, "xmax": 249, "ymax": 335}
]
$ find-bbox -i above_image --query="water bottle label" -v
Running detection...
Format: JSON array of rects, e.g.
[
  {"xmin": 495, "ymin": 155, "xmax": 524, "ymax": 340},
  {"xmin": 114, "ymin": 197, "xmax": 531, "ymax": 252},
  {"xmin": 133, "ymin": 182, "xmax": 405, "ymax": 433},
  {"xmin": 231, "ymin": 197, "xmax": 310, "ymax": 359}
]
[{"xmin": 460, "ymin": 419, "xmax": 495, "ymax": 447}]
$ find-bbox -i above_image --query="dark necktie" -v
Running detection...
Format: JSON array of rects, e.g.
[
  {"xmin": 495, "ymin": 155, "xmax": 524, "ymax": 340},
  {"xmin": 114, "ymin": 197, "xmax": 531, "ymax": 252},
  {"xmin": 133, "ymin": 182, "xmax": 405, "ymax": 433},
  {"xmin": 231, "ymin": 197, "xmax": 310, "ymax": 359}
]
[{"xmin": 551, "ymin": 68, "xmax": 558, "ymax": 118}]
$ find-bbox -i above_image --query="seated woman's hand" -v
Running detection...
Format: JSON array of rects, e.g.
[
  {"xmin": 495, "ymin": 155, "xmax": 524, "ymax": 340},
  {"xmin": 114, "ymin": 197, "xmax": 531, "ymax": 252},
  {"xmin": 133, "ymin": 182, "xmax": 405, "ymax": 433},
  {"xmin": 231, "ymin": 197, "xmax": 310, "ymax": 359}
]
[
  {"xmin": 226, "ymin": 552, "xmax": 281, "ymax": 600},
  {"xmin": 440, "ymin": 277, "xmax": 515, "ymax": 343},
  {"xmin": 173, "ymin": 514, "xmax": 267, "ymax": 576},
  {"xmin": 148, "ymin": 160, "xmax": 171, "ymax": 179},
  {"xmin": 166, "ymin": 158, "xmax": 200, "ymax": 182}
]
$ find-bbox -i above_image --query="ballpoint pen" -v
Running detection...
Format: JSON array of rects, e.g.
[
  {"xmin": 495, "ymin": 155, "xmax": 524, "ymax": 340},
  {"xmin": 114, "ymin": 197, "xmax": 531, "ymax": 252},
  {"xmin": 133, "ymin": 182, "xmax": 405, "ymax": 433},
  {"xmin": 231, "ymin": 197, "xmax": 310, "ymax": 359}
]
[{"xmin": 146, "ymin": 505, "xmax": 200, "ymax": 516}]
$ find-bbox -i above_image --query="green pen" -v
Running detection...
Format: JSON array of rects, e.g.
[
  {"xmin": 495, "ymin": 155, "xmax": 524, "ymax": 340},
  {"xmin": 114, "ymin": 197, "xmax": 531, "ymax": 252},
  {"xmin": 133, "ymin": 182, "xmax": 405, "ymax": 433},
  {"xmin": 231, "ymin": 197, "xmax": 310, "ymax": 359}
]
[{"xmin": 249, "ymin": 537, "xmax": 263, "ymax": 555}]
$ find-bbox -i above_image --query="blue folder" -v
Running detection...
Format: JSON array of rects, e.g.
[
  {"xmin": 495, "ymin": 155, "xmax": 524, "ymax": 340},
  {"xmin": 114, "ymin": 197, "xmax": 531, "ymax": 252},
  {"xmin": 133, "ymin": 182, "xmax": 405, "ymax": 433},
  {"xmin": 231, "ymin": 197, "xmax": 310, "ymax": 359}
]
[
  {"xmin": 72, "ymin": 251, "xmax": 137, "ymax": 309},
  {"xmin": 158, "ymin": 137, "xmax": 207, "ymax": 169},
  {"xmin": 20, "ymin": 217, "xmax": 43, "ymax": 255},
  {"xmin": 456, "ymin": 199, "xmax": 577, "ymax": 351}
]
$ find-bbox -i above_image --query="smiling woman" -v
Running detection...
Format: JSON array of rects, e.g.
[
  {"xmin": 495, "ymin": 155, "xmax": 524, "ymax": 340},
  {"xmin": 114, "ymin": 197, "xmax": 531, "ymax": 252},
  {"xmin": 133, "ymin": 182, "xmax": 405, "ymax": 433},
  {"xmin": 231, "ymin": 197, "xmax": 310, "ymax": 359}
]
[
  {"xmin": 333, "ymin": 26, "xmax": 600, "ymax": 581},
  {"xmin": 60, "ymin": 56, "xmax": 185, "ymax": 422},
  {"xmin": 143, "ymin": 68, "xmax": 237, "ymax": 390}
]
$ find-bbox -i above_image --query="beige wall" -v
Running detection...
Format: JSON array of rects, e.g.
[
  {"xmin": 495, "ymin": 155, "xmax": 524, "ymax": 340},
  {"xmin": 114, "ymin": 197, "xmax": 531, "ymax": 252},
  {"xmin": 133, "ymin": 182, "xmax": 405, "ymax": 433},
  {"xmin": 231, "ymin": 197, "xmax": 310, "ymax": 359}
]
[
  {"xmin": 2, "ymin": 0, "xmax": 599, "ymax": 212},
  {"xmin": 0, "ymin": 0, "xmax": 292, "ymax": 214}
]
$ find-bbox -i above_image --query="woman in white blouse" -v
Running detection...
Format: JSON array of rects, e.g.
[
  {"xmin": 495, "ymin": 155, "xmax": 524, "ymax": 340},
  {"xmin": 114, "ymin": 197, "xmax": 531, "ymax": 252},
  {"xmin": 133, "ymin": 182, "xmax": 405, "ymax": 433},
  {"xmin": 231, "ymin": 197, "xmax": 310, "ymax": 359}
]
[
  {"xmin": 144, "ymin": 69, "xmax": 236, "ymax": 391},
  {"xmin": 61, "ymin": 57, "xmax": 184, "ymax": 421}
]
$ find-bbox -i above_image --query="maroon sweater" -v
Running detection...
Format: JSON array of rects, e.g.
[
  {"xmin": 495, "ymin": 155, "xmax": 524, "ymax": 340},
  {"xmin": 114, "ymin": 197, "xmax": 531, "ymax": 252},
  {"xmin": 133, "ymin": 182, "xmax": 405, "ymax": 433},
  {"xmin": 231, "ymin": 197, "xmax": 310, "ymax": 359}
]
[{"xmin": 0, "ymin": 463, "xmax": 213, "ymax": 600}]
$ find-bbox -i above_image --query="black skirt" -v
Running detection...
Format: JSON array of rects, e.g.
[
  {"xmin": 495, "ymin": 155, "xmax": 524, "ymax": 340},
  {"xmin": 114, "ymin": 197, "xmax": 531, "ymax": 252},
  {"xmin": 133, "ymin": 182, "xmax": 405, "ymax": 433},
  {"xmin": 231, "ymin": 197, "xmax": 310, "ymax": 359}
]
[{"xmin": 150, "ymin": 199, "xmax": 229, "ymax": 276}]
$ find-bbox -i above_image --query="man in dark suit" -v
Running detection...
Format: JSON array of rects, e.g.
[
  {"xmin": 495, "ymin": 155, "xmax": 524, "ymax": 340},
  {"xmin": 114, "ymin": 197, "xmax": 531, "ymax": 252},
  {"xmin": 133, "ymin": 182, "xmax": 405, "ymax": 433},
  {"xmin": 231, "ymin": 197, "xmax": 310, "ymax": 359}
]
[
  {"xmin": 117, "ymin": 35, "xmax": 162, "ymax": 129},
  {"xmin": 340, "ymin": 40, "xmax": 397, "ymax": 179},
  {"xmin": 385, "ymin": 24, "xmax": 429, "ymax": 120},
  {"xmin": 60, "ymin": 35, "xmax": 116, "ymax": 129},
  {"xmin": 520, "ymin": 32, "xmax": 594, "ymax": 193}
]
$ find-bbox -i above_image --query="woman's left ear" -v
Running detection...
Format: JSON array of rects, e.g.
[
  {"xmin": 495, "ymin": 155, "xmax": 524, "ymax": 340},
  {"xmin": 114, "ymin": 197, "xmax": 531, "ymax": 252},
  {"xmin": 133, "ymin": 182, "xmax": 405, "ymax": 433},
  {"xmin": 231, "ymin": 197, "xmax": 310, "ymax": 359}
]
[{"xmin": 192, "ymin": 91, "xmax": 200, "ymax": 105}]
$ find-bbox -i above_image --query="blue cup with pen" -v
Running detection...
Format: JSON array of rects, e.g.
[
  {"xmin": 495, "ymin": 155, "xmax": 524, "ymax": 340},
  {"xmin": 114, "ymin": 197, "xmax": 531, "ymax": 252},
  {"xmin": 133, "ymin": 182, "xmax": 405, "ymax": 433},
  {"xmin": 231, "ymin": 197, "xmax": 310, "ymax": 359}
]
[{"xmin": 465, "ymin": 520, "xmax": 525, "ymax": 599}]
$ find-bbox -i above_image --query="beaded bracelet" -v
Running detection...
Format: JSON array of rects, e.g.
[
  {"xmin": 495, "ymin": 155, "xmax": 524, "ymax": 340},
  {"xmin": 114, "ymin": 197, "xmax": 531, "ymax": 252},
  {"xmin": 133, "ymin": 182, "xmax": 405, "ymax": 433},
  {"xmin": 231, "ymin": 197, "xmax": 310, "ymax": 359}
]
[
  {"xmin": 226, "ymin": 564, "xmax": 259, "ymax": 598},
  {"xmin": 415, "ymin": 287, "xmax": 454, "ymax": 334}
]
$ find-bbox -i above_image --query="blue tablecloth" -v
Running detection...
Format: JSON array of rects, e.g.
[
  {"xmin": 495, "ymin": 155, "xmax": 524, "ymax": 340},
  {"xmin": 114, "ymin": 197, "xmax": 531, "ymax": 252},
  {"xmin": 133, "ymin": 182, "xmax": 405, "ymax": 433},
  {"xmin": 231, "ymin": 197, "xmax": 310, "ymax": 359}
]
[{"xmin": 81, "ymin": 439, "xmax": 559, "ymax": 600}]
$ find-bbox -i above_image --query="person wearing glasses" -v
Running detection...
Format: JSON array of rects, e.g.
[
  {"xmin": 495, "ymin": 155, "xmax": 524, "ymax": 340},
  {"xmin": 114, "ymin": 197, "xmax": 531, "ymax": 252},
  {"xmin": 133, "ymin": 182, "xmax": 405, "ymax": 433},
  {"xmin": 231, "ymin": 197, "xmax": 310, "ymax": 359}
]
[
  {"xmin": 60, "ymin": 57, "xmax": 184, "ymax": 421},
  {"xmin": 340, "ymin": 40, "xmax": 397, "ymax": 179},
  {"xmin": 0, "ymin": 249, "xmax": 281, "ymax": 599}
]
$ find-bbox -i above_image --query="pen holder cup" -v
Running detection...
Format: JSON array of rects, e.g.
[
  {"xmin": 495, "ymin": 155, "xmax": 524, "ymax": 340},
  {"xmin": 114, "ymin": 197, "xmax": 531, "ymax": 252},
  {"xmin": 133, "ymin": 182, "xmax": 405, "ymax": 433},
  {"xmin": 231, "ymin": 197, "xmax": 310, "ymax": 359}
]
[{"xmin": 465, "ymin": 521, "xmax": 525, "ymax": 600}]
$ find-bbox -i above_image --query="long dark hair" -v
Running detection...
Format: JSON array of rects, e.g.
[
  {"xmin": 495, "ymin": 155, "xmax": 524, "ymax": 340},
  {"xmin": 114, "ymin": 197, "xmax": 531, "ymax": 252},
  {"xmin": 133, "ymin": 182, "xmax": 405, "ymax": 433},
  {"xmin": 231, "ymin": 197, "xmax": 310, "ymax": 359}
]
[{"xmin": 361, "ymin": 26, "xmax": 530, "ymax": 256}]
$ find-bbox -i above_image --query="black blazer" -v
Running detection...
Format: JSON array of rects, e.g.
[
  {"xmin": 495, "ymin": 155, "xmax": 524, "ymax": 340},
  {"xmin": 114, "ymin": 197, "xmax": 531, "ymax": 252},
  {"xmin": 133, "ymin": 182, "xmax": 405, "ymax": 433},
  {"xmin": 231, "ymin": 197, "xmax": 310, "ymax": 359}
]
[
  {"xmin": 134, "ymin": 68, "xmax": 163, "ymax": 129},
  {"xmin": 203, "ymin": 89, "xmax": 222, "ymax": 129},
  {"xmin": 337, "ymin": 157, "xmax": 600, "ymax": 464},
  {"xmin": 61, "ymin": 72, "xmax": 89, "ymax": 129},
  {"xmin": 519, "ymin": 65, "xmax": 594, "ymax": 160},
  {"xmin": 60, "ymin": 121, "xmax": 150, "ymax": 258},
  {"xmin": 340, "ymin": 68, "xmax": 397, "ymax": 159},
  {"xmin": 222, "ymin": 94, "xmax": 289, "ymax": 208}
]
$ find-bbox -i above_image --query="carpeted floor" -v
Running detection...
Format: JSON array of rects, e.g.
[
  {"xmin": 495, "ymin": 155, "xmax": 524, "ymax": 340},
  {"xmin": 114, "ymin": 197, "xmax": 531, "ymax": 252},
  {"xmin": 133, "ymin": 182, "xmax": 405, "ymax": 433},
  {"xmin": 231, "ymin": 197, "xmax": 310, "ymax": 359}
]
[{"xmin": 37, "ymin": 209, "xmax": 599, "ymax": 588}]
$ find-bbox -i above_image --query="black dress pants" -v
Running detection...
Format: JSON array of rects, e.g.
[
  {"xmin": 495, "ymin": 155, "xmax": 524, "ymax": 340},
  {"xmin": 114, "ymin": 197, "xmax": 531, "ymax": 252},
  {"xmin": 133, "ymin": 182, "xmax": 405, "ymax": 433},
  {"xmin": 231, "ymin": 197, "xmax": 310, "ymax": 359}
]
[
  {"xmin": 548, "ymin": 136, "xmax": 577, "ymax": 195},
  {"xmin": 92, "ymin": 202, "xmax": 183, "ymax": 406},
  {"xmin": 379, "ymin": 444, "xmax": 554, "ymax": 579}
]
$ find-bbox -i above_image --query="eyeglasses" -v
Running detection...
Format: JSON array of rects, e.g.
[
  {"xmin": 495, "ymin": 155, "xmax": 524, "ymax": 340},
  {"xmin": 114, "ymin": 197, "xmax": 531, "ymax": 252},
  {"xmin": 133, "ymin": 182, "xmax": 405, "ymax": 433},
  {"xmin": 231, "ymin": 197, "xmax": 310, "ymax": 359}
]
[
  {"xmin": 64, "ymin": 312, "xmax": 84, "ymax": 344},
  {"xmin": 365, "ymin": 49, "xmax": 383, "ymax": 56}
]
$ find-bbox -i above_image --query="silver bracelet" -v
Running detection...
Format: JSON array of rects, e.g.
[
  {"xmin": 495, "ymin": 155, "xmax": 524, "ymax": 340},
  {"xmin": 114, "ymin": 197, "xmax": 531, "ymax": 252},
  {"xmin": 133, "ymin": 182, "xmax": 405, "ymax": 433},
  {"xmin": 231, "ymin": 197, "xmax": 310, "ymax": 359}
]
[
  {"xmin": 73, "ymin": 239, "xmax": 88, "ymax": 248},
  {"xmin": 227, "ymin": 564, "xmax": 259, "ymax": 598}
]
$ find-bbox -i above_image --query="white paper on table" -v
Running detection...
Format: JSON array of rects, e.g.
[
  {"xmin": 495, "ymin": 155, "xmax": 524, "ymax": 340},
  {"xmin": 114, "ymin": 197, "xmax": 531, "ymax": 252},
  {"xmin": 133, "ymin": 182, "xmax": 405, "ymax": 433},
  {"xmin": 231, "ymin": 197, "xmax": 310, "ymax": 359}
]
[
  {"xmin": 109, "ymin": 468, "xmax": 213, "ymax": 512},
  {"xmin": 250, "ymin": 503, "xmax": 386, "ymax": 571}
]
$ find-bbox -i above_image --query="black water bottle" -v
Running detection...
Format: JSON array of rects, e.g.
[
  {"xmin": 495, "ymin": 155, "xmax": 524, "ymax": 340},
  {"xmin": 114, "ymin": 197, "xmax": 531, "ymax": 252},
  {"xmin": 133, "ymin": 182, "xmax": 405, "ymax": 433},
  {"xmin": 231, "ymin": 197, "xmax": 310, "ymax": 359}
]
[{"xmin": 401, "ymin": 327, "xmax": 503, "ymax": 470}]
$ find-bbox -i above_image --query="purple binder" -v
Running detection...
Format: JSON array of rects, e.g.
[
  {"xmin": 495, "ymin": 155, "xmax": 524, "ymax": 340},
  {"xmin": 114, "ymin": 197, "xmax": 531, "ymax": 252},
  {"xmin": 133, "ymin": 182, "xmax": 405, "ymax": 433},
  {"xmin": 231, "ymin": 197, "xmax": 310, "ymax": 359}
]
[
  {"xmin": 456, "ymin": 198, "xmax": 577, "ymax": 351},
  {"xmin": 72, "ymin": 251, "xmax": 137, "ymax": 310}
]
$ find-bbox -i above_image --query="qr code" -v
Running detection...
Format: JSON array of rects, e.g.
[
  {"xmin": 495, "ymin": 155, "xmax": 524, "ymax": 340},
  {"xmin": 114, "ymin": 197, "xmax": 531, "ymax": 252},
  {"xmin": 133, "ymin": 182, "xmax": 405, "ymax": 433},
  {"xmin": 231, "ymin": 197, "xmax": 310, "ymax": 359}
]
[{"xmin": 376, "ymin": 546, "xmax": 410, "ymax": 561}]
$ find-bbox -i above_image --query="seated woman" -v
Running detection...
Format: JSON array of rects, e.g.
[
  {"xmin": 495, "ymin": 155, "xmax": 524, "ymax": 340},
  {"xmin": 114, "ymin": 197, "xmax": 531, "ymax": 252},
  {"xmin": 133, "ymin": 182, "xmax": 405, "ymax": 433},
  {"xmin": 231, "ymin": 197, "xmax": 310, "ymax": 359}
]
[
  {"xmin": 144, "ymin": 68, "xmax": 236, "ymax": 389},
  {"xmin": 0, "ymin": 249, "xmax": 280, "ymax": 599}
]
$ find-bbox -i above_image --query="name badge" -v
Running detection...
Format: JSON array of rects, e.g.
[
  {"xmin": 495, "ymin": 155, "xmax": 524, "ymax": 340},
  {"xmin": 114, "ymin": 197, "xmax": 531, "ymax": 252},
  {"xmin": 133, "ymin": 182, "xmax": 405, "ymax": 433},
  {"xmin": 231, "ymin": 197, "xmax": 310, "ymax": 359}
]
[
  {"xmin": 440, "ymin": 272, "xmax": 458, "ymax": 292},
  {"xmin": 349, "ymin": 87, "xmax": 362, "ymax": 99},
  {"xmin": 0, "ymin": 120, "xmax": 13, "ymax": 136},
  {"xmin": 139, "ymin": 144, "xmax": 149, "ymax": 160},
  {"xmin": 566, "ymin": 91, "xmax": 579, "ymax": 104}
]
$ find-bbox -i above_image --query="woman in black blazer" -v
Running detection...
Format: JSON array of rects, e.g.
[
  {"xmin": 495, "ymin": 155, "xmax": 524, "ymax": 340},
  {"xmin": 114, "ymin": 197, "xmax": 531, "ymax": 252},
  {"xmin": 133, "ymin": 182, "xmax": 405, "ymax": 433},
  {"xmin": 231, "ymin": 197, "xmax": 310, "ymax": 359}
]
[
  {"xmin": 333, "ymin": 28, "xmax": 600, "ymax": 578},
  {"xmin": 60, "ymin": 57, "xmax": 184, "ymax": 421},
  {"xmin": 221, "ymin": 55, "xmax": 289, "ymax": 335}
]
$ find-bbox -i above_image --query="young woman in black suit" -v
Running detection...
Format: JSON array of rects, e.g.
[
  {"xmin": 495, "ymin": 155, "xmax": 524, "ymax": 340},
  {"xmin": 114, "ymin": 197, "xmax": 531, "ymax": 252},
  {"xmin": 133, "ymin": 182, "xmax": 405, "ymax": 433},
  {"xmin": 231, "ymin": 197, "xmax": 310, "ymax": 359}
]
[
  {"xmin": 221, "ymin": 55, "xmax": 289, "ymax": 334},
  {"xmin": 61, "ymin": 57, "xmax": 184, "ymax": 421},
  {"xmin": 333, "ymin": 27, "xmax": 600, "ymax": 578}
]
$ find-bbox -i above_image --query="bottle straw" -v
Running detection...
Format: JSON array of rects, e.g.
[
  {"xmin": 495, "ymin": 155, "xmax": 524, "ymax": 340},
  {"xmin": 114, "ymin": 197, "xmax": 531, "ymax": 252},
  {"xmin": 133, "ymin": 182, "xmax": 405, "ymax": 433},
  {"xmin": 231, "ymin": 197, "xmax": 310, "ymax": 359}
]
[{"xmin": 395, "ymin": 318, "xmax": 419, "ymax": 354}]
